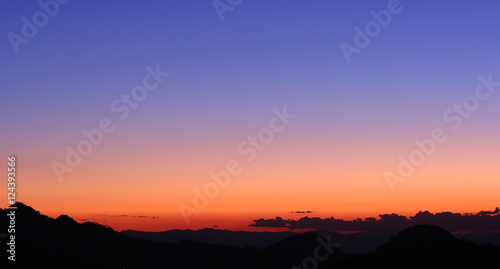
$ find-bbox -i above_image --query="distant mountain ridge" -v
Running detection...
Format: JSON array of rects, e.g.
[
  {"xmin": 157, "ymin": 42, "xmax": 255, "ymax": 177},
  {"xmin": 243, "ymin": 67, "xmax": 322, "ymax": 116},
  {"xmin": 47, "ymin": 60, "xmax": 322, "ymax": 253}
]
[
  {"xmin": 122, "ymin": 227, "xmax": 500, "ymax": 254},
  {"xmin": 121, "ymin": 228, "xmax": 296, "ymax": 248}
]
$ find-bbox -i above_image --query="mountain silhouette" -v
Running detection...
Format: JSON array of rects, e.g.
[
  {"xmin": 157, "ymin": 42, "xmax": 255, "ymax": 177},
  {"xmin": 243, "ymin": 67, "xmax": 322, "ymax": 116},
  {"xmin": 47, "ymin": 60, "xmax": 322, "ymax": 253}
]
[
  {"xmin": 0, "ymin": 203, "xmax": 346, "ymax": 268},
  {"xmin": 124, "ymin": 226, "xmax": 500, "ymax": 255},
  {"xmin": 122, "ymin": 228, "xmax": 296, "ymax": 248},
  {"xmin": 2, "ymin": 203, "xmax": 499, "ymax": 268},
  {"xmin": 335, "ymin": 224, "xmax": 500, "ymax": 268}
]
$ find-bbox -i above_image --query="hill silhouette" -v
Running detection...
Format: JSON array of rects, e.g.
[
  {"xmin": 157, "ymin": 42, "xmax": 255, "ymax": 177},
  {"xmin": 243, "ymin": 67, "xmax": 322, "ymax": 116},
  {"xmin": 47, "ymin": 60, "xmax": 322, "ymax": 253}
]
[
  {"xmin": 335, "ymin": 224, "xmax": 500, "ymax": 268},
  {"xmin": 122, "ymin": 228, "xmax": 296, "ymax": 248},
  {"xmin": 123, "ymin": 226, "xmax": 500, "ymax": 255},
  {"xmin": 0, "ymin": 203, "xmax": 346, "ymax": 268},
  {"xmin": 1, "ymin": 203, "xmax": 499, "ymax": 268}
]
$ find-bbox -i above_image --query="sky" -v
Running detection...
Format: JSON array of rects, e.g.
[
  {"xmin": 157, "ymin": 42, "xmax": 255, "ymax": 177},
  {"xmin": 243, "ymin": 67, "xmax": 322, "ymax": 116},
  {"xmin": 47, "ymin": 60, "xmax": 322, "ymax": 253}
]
[{"xmin": 1, "ymin": 0, "xmax": 499, "ymax": 232}]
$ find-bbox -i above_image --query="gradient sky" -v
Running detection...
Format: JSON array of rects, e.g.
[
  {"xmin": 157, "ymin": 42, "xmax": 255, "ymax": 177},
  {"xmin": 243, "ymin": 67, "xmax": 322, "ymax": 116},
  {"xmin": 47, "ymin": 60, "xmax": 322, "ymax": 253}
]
[{"xmin": 1, "ymin": 0, "xmax": 499, "ymax": 232}]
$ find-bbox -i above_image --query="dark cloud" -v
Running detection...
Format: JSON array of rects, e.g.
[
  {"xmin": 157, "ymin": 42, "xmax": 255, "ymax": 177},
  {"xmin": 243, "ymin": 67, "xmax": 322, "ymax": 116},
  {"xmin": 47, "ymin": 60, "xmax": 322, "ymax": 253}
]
[
  {"xmin": 478, "ymin": 207, "xmax": 500, "ymax": 216},
  {"xmin": 250, "ymin": 208, "xmax": 500, "ymax": 232},
  {"xmin": 98, "ymin": 214, "xmax": 159, "ymax": 219},
  {"xmin": 290, "ymin": 211, "xmax": 314, "ymax": 214},
  {"xmin": 251, "ymin": 217, "xmax": 289, "ymax": 228}
]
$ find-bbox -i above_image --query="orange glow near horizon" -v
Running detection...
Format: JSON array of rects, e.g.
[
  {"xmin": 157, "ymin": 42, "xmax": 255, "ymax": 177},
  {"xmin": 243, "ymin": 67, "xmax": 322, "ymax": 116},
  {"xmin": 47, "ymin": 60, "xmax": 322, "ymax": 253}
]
[{"xmin": 2, "ymin": 122, "xmax": 499, "ymax": 232}]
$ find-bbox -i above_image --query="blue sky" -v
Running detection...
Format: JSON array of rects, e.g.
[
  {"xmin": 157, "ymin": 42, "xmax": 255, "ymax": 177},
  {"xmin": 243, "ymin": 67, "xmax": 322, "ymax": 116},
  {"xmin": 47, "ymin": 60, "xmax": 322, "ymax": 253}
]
[
  {"xmin": 2, "ymin": 1, "xmax": 499, "ymax": 137},
  {"xmin": 1, "ymin": 0, "xmax": 499, "ymax": 230}
]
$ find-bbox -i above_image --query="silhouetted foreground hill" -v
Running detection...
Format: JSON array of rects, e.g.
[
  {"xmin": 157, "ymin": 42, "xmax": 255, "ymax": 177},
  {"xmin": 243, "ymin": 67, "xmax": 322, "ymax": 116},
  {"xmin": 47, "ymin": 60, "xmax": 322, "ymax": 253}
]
[
  {"xmin": 334, "ymin": 225, "xmax": 500, "ymax": 269},
  {"xmin": 0, "ymin": 203, "xmax": 345, "ymax": 268}
]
